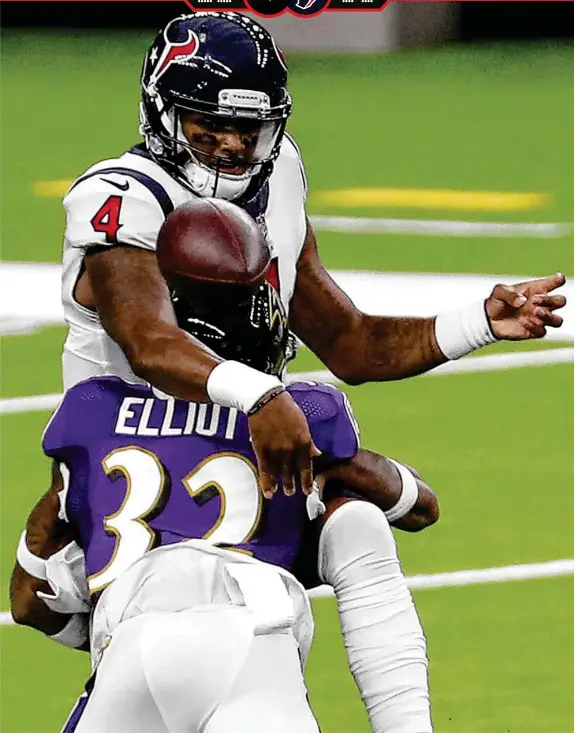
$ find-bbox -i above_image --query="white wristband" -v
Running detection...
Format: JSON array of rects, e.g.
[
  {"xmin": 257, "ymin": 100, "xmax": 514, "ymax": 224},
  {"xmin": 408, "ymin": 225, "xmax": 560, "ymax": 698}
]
[
  {"xmin": 434, "ymin": 300, "xmax": 498, "ymax": 360},
  {"xmin": 206, "ymin": 361, "xmax": 283, "ymax": 414},
  {"xmin": 49, "ymin": 613, "xmax": 88, "ymax": 649},
  {"xmin": 16, "ymin": 531, "xmax": 48, "ymax": 581},
  {"xmin": 385, "ymin": 459, "xmax": 420, "ymax": 523}
]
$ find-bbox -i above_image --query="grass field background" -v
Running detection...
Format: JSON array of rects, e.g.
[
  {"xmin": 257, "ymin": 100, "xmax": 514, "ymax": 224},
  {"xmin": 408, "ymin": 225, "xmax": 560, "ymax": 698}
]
[{"xmin": 0, "ymin": 31, "xmax": 573, "ymax": 732}]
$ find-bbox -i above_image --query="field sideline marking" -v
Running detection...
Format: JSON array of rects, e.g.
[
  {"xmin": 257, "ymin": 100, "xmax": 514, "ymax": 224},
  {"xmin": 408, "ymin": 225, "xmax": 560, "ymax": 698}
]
[
  {"xmin": 312, "ymin": 188, "xmax": 549, "ymax": 212},
  {"xmin": 2, "ymin": 265, "xmax": 572, "ymax": 338},
  {"xmin": 310, "ymin": 215, "xmax": 570, "ymax": 238},
  {"xmin": 1, "ymin": 348, "xmax": 572, "ymax": 416},
  {"xmin": 1, "ymin": 558, "xmax": 572, "ymax": 626}
]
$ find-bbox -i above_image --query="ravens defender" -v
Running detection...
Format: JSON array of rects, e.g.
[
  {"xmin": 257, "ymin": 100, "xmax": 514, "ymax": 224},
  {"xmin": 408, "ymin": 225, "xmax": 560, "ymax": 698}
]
[{"xmin": 12, "ymin": 281, "xmax": 437, "ymax": 732}]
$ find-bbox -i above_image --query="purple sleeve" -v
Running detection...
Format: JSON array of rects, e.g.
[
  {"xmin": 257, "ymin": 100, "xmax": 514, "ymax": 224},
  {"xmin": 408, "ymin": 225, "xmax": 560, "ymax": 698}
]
[{"xmin": 288, "ymin": 382, "xmax": 360, "ymax": 462}]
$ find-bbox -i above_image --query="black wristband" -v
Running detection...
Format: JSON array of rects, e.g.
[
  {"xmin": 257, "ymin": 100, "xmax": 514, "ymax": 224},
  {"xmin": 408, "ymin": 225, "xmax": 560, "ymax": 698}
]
[{"xmin": 247, "ymin": 385, "xmax": 286, "ymax": 416}]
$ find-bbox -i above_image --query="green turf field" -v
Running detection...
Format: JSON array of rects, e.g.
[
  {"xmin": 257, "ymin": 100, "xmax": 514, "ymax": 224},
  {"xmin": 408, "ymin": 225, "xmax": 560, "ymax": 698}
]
[{"xmin": 0, "ymin": 31, "xmax": 573, "ymax": 732}]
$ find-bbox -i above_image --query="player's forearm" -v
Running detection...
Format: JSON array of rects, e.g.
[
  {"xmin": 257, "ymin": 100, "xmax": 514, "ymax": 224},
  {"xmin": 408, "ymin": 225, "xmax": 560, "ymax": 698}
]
[
  {"xmin": 290, "ymin": 224, "xmax": 447, "ymax": 383},
  {"xmin": 332, "ymin": 314, "xmax": 447, "ymax": 384},
  {"xmin": 12, "ymin": 465, "xmax": 90, "ymax": 643},
  {"xmin": 10, "ymin": 565, "xmax": 71, "ymax": 634},
  {"xmin": 85, "ymin": 246, "xmax": 220, "ymax": 402},
  {"xmin": 126, "ymin": 326, "xmax": 285, "ymax": 412},
  {"xmin": 124, "ymin": 326, "xmax": 221, "ymax": 403},
  {"xmin": 324, "ymin": 450, "xmax": 439, "ymax": 531},
  {"xmin": 12, "ymin": 485, "xmax": 74, "ymax": 631},
  {"xmin": 10, "ymin": 567, "xmax": 89, "ymax": 652},
  {"xmin": 23, "ymin": 469, "xmax": 76, "ymax": 561}
]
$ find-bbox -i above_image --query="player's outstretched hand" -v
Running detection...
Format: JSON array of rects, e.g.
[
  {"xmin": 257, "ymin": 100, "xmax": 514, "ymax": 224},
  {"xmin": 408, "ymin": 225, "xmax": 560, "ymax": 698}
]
[
  {"xmin": 485, "ymin": 272, "xmax": 567, "ymax": 340},
  {"xmin": 248, "ymin": 391, "xmax": 321, "ymax": 499}
]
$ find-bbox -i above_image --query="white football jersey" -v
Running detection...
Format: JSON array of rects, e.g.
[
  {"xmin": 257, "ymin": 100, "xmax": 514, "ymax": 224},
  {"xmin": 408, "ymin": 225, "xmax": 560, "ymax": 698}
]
[{"xmin": 61, "ymin": 136, "xmax": 307, "ymax": 390}]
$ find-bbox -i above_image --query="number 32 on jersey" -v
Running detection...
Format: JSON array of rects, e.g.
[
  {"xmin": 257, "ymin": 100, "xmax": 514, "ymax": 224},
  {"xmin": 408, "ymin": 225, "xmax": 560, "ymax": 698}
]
[{"xmin": 88, "ymin": 447, "xmax": 262, "ymax": 593}]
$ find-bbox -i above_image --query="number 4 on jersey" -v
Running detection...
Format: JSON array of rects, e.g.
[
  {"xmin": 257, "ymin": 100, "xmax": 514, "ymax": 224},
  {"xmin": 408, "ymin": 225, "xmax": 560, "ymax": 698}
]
[{"xmin": 91, "ymin": 195, "xmax": 123, "ymax": 243}]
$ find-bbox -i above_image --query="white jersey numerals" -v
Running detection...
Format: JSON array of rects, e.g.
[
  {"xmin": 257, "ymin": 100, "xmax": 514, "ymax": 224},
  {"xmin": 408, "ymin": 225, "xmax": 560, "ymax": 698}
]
[
  {"xmin": 89, "ymin": 447, "xmax": 164, "ymax": 591},
  {"xmin": 88, "ymin": 448, "xmax": 262, "ymax": 593},
  {"xmin": 183, "ymin": 454, "xmax": 262, "ymax": 545}
]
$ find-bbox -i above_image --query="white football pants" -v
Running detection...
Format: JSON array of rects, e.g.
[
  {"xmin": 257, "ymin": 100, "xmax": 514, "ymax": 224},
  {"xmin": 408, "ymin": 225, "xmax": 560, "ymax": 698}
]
[
  {"xmin": 65, "ymin": 606, "xmax": 319, "ymax": 733},
  {"xmin": 63, "ymin": 541, "xmax": 319, "ymax": 733}
]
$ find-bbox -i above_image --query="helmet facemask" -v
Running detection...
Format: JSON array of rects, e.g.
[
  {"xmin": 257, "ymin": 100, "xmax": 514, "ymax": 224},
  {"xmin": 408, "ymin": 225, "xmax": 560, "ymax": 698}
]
[{"xmin": 140, "ymin": 84, "xmax": 290, "ymax": 201}]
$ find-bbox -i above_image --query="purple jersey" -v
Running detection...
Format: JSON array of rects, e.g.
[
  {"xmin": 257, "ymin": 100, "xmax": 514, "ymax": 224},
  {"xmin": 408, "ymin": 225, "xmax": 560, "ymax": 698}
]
[{"xmin": 42, "ymin": 378, "xmax": 359, "ymax": 594}]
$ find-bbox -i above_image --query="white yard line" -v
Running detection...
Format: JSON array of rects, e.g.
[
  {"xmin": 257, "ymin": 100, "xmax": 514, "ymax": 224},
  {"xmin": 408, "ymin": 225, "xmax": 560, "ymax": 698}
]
[
  {"xmin": 1, "ymin": 393, "xmax": 64, "ymax": 415},
  {"xmin": 1, "ymin": 348, "xmax": 572, "ymax": 416},
  {"xmin": 1, "ymin": 558, "xmax": 572, "ymax": 626},
  {"xmin": 2, "ymin": 265, "xmax": 572, "ymax": 339},
  {"xmin": 309, "ymin": 215, "xmax": 572, "ymax": 238},
  {"xmin": 309, "ymin": 558, "xmax": 574, "ymax": 599}
]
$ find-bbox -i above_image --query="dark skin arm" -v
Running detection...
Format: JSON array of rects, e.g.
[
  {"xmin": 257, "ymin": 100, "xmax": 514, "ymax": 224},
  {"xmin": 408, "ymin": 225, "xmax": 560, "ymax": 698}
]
[
  {"xmin": 10, "ymin": 462, "xmax": 89, "ymax": 649},
  {"xmin": 319, "ymin": 449, "xmax": 438, "ymax": 532},
  {"xmin": 290, "ymin": 223, "xmax": 444, "ymax": 384},
  {"xmin": 80, "ymin": 245, "xmax": 318, "ymax": 497},
  {"xmin": 289, "ymin": 219, "xmax": 566, "ymax": 384},
  {"xmin": 82, "ymin": 245, "xmax": 222, "ymax": 402}
]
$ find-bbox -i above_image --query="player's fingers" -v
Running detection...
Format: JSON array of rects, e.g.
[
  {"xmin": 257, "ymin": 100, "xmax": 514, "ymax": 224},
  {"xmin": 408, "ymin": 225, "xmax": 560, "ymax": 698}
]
[
  {"xmin": 521, "ymin": 317, "xmax": 547, "ymax": 338},
  {"xmin": 531, "ymin": 294, "xmax": 567, "ymax": 310},
  {"xmin": 261, "ymin": 476, "xmax": 278, "ymax": 500},
  {"xmin": 297, "ymin": 448, "xmax": 315, "ymax": 496},
  {"xmin": 530, "ymin": 325, "xmax": 547, "ymax": 339},
  {"xmin": 256, "ymin": 454, "xmax": 278, "ymax": 499},
  {"xmin": 539, "ymin": 311, "xmax": 563, "ymax": 328},
  {"xmin": 490, "ymin": 284, "xmax": 527, "ymax": 309},
  {"xmin": 314, "ymin": 474, "xmax": 326, "ymax": 494},
  {"xmin": 281, "ymin": 456, "xmax": 296, "ymax": 497},
  {"xmin": 528, "ymin": 305, "xmax": 564, "ymax": 329},
  {"xmin": 517, "ymin": 272, "xmax": 566, "ymax": 296},
  {"xmin": 311, "ymin": 441, "xmax": 322, "ymax": 458}
]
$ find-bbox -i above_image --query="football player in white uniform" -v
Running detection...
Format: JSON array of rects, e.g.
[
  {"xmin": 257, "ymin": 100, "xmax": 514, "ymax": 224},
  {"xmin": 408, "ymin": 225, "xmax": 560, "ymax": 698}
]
[{"xmin": 48, "ymin": 11, "xmax": 565, "ymax": 733}]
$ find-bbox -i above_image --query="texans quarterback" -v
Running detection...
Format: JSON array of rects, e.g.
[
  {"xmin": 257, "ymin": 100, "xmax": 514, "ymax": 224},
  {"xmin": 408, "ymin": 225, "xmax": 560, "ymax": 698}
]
[{"xmin": 33, "ymin": 10, "xmax": 565, "ymax": 733}]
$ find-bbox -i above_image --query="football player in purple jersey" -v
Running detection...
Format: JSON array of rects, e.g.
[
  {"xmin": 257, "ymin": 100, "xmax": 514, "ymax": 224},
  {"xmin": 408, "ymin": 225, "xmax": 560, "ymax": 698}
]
[{"xmin": 12, "ymin": 278, "xmax": 438, "ymax": 733}]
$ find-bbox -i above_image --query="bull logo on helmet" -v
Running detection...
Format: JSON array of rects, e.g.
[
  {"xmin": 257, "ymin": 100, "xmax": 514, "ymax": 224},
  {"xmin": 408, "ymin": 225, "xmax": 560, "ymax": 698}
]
[{"xmin": 148, "ymin": 26, "xmax": 200, "ymax": 87}]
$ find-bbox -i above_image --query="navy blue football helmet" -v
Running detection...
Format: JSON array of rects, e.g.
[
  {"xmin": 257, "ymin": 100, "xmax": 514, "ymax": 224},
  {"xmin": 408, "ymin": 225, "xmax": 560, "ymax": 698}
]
[
  {"xmin": 140, "ymin": 13, "xmax": 292, "ymax": 202},
  {"xmin": 171, "ymin": 280, "xmax": 296, "ymax": 378}
]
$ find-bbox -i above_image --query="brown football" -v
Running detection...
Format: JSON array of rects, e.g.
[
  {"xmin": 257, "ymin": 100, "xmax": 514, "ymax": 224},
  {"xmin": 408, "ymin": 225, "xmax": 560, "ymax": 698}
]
[{"xmin": 156, "ymin": 198, "xmax": 270, "ymax": 288}]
